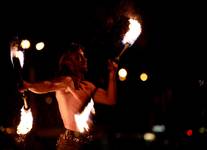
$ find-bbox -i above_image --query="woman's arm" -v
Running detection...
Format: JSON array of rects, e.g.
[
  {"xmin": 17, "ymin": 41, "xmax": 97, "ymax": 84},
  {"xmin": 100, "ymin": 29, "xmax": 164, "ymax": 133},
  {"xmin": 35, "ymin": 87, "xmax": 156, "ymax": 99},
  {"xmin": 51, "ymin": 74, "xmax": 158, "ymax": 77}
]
[
  {"xmin": 93, "ymin": 59, "xmax": 118, "ymax": 105},
  {"xmin": 24, "ymin": 76, "xmax": 72, "ymax": 94}
]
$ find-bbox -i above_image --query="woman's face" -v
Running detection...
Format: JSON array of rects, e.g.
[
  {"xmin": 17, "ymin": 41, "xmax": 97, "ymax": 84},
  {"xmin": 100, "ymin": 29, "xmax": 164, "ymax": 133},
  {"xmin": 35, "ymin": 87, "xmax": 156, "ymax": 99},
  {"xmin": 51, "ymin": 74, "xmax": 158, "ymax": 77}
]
[
  {"xmin": 66, "ymin": 48, "xmax": 88, "ymax": 73},
  {"xmin": 77, "ymin": 48, "xmax": 88, "ymax": 72}
]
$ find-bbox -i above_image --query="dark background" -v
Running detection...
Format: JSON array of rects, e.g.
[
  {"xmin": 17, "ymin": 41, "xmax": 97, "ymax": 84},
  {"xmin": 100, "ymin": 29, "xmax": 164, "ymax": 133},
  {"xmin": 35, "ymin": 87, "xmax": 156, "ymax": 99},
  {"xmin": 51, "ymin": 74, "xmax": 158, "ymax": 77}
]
[{"xmin": 0, "ymin": 0, "xmax": 206, "ymax": 149}]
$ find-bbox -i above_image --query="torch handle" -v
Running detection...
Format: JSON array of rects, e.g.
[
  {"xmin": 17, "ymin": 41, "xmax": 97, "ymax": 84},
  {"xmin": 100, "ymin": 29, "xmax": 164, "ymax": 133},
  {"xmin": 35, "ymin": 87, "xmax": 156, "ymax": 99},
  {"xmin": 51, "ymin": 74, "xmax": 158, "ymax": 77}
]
[
  {"xmin": 115, "ymin": 43, "xmax": 130, "ymax": 62},
  {"xmin": 12, "ymin": 57, "xmax": 24, "ymax": 88},
  {"xmin": 22, "ymin": 92, "xmax": 29, "ymax": 110}
]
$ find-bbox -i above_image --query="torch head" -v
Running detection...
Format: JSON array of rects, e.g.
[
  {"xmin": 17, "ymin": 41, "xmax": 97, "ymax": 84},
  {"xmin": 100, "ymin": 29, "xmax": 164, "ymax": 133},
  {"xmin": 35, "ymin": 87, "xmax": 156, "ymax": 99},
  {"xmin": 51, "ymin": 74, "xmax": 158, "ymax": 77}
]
[
  {"xmin": 115, "ymin": 18, "xmax": 141, "ymax": 62},
  {"xmin": 10, "ymin": 38, "xmax": 25, "ymax": 90}
]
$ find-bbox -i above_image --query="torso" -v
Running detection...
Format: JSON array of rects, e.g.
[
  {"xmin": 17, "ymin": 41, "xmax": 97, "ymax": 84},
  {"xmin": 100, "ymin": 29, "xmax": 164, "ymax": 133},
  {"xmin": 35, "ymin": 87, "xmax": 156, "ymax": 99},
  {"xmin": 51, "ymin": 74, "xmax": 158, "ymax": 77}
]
[{"xmin": 56, "ymin": 80, "xmax": 96, "ymax": 132}]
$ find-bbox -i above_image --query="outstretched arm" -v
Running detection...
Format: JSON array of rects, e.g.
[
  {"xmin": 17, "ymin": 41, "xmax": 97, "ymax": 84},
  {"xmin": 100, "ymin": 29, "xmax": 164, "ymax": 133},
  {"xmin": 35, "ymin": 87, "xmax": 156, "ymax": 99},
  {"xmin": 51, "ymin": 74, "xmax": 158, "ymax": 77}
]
[{"xmin": 23, "ymin": 76, "xmax": 72, "ymax": 94}]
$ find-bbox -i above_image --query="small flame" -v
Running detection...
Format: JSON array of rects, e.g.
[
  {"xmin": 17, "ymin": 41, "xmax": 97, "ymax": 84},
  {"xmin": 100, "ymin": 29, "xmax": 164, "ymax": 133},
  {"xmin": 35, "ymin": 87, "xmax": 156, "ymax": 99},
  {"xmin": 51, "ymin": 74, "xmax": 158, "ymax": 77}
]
[
  {"xmin": 122, "ymin": 18, "xmax": 142, "ymax": 45},
  {"xmin": 11, "ymin": 50, "xmax": 24, "ymax": 68},
  {"xmin": 17, "ymin": 106, "xmax": 33, "ymax": 135},
  {"xmin": 74, "ymin": 98, "xmax": 95, "ymax": 133}
]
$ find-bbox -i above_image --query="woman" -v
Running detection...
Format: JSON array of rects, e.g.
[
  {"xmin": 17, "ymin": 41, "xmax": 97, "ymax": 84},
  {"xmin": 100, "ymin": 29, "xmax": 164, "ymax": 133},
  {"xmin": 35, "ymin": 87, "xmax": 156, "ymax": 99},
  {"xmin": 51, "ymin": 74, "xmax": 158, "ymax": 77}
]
[{"xmin": 23, "ymin": 42, "xmax": 118, "ymax": 149}]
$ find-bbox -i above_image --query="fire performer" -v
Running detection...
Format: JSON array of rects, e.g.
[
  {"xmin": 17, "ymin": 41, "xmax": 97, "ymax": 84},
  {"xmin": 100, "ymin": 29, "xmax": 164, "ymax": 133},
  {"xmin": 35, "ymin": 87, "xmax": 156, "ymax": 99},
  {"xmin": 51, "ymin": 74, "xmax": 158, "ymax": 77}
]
[{"xmin": 21, "ymin": 42, "xmax": 118, "ymax": 150}]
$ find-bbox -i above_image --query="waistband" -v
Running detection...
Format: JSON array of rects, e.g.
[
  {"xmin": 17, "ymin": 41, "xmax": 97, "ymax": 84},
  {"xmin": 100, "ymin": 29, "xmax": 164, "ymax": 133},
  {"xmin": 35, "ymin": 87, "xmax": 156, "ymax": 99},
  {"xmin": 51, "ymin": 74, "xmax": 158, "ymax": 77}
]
[{"xmin": 57, "ymin": 129, "xmax": 94, "ymax": 145}]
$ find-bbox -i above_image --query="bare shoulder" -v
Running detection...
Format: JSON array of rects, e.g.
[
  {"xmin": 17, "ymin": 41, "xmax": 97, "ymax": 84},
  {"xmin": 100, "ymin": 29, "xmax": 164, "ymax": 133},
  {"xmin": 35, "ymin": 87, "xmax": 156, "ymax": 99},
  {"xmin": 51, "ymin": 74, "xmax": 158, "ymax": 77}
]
[
  {"xmin": 51, "ymin": 76, "xmax": 74, "ymax": 89},
  {"xmin": 52, "ymin": 76, "xmax": 72, "ymax": 82},
  {"xmin": 81, "ymin": 80, "xmax": 96, "ymax": 89}
]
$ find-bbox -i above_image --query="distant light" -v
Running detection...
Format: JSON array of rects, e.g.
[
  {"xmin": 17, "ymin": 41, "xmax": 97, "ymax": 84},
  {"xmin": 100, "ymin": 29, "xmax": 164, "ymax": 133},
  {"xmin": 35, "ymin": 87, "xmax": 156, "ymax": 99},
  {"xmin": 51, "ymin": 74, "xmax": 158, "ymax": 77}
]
[
  {"xmin": 152, "ymin": 124, "xmax": 166, "ymax": 133},
  {"xmin": 118, "ymin": 68, "xmax": 127, "ymax": 81},
  {"xmin": 140, "ymin": 72, "xmax": 148, "ymax": 81},
  {"xmin": 186, "ymin": 129, "xmax": 193, "ymax": 136},
  {"xmin": 115, "ymin": 133, "xmax": 122, "ymax": 138},
  {"xmin": 20, "ymin": 39, "xmax": 31, "ymax": 49},
  {"xmin": 143, "ymin": 132, "xmax": 156, "ymax": 141},
  {"xmin": 5, "ymin": 127, "xmax": 15, "ymax": 134},
  {"xmin": 199, "ymin": 127, "xmax": 206, "ymax": 134},
  {"xmin": 36, "ymin": 42, "xmax": 45, "ymax": 50}
]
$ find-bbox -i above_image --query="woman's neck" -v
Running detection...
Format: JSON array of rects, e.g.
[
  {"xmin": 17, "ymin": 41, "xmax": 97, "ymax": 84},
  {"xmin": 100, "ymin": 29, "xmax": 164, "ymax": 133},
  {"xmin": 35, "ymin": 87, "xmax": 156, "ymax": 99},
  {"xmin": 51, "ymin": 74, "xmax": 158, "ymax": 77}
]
[{"xmin": 71, "ymin": 73, "xmax": 84, "ymax": 89}]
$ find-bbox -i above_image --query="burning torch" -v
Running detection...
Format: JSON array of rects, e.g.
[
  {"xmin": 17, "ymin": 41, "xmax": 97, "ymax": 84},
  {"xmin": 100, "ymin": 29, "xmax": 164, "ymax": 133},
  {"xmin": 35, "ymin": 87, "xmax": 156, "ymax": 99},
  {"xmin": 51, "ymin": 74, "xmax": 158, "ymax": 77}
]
[
  {"xmin": 10, "ymin": 38, "xmax": 33, "ymax": 139},
  {"xmin": 10, "ymin": 39, "xmax": 30, "ymax": 110},
  {"xmin": 115, "ymin": 18, "xmax": 142, "ymax": 62}
]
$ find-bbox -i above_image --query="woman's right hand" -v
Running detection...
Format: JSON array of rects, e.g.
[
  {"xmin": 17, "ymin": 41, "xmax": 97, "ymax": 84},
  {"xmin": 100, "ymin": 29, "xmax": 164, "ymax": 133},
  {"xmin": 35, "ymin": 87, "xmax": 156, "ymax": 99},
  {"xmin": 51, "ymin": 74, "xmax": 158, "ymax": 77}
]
[
  {"xmin": 107, "ymin": 59, "xmax": 118, "ymax": 73},
  {"xmin": 19, "ymin": 81, "xmax": 30, "ymax": 93}
]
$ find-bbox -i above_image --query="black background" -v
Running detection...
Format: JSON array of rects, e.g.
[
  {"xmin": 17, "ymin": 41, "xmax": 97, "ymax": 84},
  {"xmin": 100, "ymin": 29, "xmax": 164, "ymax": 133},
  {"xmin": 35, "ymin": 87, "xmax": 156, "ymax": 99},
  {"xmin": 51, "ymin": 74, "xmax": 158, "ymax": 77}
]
[{"xmin": 0, "ymin": 0, "xmax": 206, "ymax": 149}]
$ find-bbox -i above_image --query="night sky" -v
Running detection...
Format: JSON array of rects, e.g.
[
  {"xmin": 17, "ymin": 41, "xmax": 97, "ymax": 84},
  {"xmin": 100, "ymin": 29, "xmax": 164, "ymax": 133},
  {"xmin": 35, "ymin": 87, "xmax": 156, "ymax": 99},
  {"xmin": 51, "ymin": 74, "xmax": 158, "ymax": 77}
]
[{"xmin": 0, "ymin": 0, "xmax": 206, "ymax": 148}]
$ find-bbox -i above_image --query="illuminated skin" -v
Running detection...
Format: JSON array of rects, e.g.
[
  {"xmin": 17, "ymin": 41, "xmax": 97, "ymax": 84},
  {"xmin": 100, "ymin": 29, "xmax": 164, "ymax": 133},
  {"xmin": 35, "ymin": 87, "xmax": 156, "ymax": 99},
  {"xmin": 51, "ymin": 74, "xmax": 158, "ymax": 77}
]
[{"xmin": 23, "ymin": 46, "xmax": 118, "ymax": 132}]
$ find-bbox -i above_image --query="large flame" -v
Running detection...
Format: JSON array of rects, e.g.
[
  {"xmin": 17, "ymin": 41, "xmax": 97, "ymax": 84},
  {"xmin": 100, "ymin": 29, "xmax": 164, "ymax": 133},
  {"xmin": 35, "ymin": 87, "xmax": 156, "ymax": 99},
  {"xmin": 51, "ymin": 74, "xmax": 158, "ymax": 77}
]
[
  {"xmin": 74, "ymin": 98, "xmax": 95, "ymax": 133},
  {"xmin": 122, "ymin": 18, "xmax": 142, "ymax": 46},
  {"xmin": 17, "ymin": 106, "xmax": 33, "ymax": 135}
]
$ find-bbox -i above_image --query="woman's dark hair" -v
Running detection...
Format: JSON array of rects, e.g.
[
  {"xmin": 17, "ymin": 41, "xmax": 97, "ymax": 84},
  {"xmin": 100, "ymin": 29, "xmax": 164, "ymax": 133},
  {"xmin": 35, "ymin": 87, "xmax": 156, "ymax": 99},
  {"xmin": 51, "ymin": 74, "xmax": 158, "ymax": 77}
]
[{"xmin": 58, "ymin": 42, "xmax": 85, "ymax": 75}]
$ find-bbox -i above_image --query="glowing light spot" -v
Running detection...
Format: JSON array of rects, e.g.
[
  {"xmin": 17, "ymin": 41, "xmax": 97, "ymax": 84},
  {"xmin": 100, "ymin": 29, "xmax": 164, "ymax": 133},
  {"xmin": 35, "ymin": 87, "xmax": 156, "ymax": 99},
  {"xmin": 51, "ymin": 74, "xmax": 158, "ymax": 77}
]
[
  {"xmin": 21, "ymin": 39, "xmax": 31, "ymax": 49},
  {"xmin": 36, "ymin": 42, "xmax": 45, "ymax": 50},
  {"xmin": 199, "ymin": 127, "xmax": 206, "ymax": 134},
  {"xmin": 144, "ymin": 132, "xmax": 156, "ymax": 141},
  {"xmin": 186, "ymin": 129, "xmax": 193, "ymax": 136},
  {"xmin": 152, "ymin": 124, "xmax": 166, "ymax": 133},
  {"xmin": 118, "ymin": 68, "xmax": 127, "ymax": 81},
  {"xmin": 140, "ymin": 72, "xmax": 148, "ymax": 81}
]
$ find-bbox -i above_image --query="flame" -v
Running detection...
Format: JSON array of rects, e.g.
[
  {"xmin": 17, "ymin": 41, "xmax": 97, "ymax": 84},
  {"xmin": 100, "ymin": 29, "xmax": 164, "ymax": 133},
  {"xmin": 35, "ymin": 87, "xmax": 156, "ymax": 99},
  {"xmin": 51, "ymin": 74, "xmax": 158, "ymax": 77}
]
[
  {"xmin": 17, "ymin": 106, "xmax": 33, "ymax": 135},
  {"xmin": 11, "ymin": 50, "xmax": 24, "ymax": 68},
  {"xmin": 122, "ymin": 18, "xmax": 142, "ymax": 45},
  {"xmin": 74, "ymin": 98, "xmax": 95, "ymax": 133}
]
